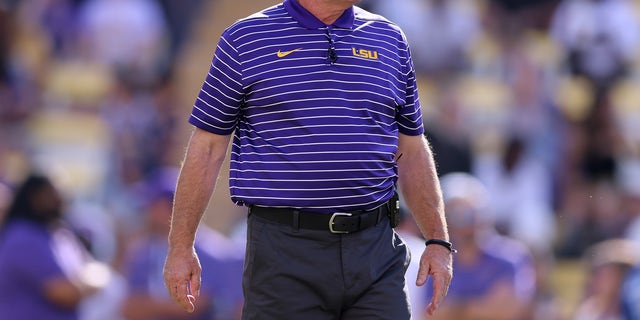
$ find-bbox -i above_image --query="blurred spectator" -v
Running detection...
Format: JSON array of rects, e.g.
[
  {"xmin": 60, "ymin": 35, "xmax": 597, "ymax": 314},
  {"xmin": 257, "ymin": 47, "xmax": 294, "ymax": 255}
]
[
  {"xmin": 78, "ymin": 0, "xmax": 168, "ymax": 83},
  {"xmin": 102, "ymin": 78, "xmax": 170, "ymax": 188},
  {"xmin": 120, "ymin": 174, "xmax": 213, "ymax": 320},
  {"xmin": 100, "ymin": 76, "xmax": 183, "ymax": 233},
  {"xmin": 367, "ymin": 0, "xmax": 481, "ymax": 76},
  {"xmin": 557, "ymin": 181, "xmax": 631, "ymax": 258},
  {"xmin": 573, "ymin": 239, "xmax": 639, "ymax": 320},
  {"xmin": 425, "ymin": 86, "xmax": 474, "ymax": 176},
  {"xmin": 550, "ymin": 0, "xmax": 640, "ymax": 92},
  {"xmin": 28, "ymin": 0, "xmax": 80, "ymax": 57},
  {"xmin": 474, "ymin": 136, "xmax": 556, "ymax": 254},
  {"xmin": 0, "ymin": 174, "xmax": 112, "ymax": 320},
  {"xmin": 0, "ymin": 2, "xmax": 37, "ymax": 129},
  {"xmin": 158, "ymin": 0, "xmax": 206, "ymax": 64},
  {"xmin": 498, "ymin": 32, "xmax": 563, "ymax": 170},
  {"xmin": 426, "ymin": 172, "xmax": 535, "ymax": 320},
  {"xmin": 120, "ymin": 169, "xmax": 244, "ymax": 320}
]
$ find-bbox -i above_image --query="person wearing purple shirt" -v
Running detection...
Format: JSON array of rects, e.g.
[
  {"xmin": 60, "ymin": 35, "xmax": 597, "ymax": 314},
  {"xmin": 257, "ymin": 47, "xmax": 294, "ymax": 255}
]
[
  {"xmin": 426, "ymin": 173, "xmax": 535, "ymax": 320},
  {"xmin": 163, "ymin": 0, "xmax": 453, "ymax": 319},
  {"xmin": 0, "ymin": 174, "xmax": 110, "ymax": 320},
  {"xmin": 121, "ymin": 175, "xmax": 244, "ymax": 320}
]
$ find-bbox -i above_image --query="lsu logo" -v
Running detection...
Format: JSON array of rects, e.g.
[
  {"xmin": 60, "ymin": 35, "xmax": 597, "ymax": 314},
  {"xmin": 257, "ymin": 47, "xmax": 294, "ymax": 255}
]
[{"xmin": 352, "ymin": 48, "xmax": 379, "ymax": 60}]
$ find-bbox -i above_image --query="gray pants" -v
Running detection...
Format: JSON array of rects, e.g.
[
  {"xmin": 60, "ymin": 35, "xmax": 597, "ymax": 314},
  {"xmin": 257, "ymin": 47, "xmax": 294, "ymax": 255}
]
[{"xmin": 242, "ymin": 212, "xmax": 411, "ymax": 320}]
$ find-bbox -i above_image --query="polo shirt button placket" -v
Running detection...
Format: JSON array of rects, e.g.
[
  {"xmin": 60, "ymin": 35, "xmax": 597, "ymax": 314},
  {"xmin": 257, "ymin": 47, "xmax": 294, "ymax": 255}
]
[{"xmin": 326, "ymin": 26, "xmax": 338, "ymax": 65}]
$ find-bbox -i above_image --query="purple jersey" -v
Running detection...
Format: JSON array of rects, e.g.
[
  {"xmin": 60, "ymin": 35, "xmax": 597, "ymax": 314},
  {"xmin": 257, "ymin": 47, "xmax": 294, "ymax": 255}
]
[{"xmin": 0, "ymin": 220, "xmax": 78, "ymax": 320}]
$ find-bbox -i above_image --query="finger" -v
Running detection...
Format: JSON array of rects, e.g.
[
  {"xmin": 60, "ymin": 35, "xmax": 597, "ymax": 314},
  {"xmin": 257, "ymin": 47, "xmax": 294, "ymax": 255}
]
[
  {"xmin": 426, "ymin": 273, "xmax": 447, "ymax": 315},
  {"xmin": 177, "ymin": 280, "xmax": 195, "ymax": 312},
  {"xmin": 415, "ymin": 263, "xmax": 429, "ymax": 287},
  {"xmin": 427, "ymin": 300, "xmax": 437, "ymax": 316},
  {"xmin": 190, "ymin": 268, "xmax": 202, "ymax": 299}
]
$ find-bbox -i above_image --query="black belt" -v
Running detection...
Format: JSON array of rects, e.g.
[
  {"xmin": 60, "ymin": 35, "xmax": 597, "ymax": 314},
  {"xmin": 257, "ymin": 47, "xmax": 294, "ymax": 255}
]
[{"xmin": 248, "ymin": 203, "xmax": 389, "ymax": 234}]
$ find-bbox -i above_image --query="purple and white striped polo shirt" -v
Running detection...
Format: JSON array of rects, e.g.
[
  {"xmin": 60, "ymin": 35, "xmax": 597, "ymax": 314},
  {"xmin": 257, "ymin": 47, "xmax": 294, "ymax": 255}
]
[{"xmin": 189, "ymin": 0, "xmax": 424, "ymax": 212}]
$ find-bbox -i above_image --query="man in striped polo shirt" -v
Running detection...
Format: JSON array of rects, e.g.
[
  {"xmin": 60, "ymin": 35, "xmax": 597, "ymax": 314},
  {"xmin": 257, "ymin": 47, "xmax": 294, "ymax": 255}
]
[{"xmin": 164, "ymin": 0, "xmax": 453, "ymax": 319}]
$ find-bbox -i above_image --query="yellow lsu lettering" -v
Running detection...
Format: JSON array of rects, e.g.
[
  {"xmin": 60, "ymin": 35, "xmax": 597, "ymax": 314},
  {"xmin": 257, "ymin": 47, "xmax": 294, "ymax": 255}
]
[{"xmin": 352, "ymin": 48, "xmax": 379, "ymax": 60}]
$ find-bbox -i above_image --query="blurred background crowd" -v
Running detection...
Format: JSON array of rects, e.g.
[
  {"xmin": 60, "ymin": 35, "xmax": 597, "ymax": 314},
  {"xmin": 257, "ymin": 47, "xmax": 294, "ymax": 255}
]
[{"xmin": 1, "ymin": 0, "xmax": 640, "ymax": 319}]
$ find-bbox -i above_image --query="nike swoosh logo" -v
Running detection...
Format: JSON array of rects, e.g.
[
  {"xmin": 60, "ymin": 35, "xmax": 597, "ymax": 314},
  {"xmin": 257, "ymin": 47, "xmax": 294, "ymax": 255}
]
[{"xmin": 277, "ymin": 48, "xmax": 302, "ymax": 58}]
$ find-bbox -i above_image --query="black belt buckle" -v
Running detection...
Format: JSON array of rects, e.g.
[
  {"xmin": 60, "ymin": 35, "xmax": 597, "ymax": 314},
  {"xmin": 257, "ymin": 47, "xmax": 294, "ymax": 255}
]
[{"xmin": 329, "ymin": 212, "xmax": 353, "ymax": 234}]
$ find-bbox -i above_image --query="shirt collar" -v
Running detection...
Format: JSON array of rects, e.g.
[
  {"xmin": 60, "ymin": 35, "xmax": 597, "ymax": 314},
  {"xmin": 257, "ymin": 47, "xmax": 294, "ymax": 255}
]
[{"xmin": 284, "ymin": 0, "xmax": 355, "ymax": 29}]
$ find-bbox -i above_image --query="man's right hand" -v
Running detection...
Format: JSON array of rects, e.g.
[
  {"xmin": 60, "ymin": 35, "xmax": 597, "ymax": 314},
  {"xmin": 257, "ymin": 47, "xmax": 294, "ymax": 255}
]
[{"xmin": 163, "ymin": 246, "xmax": 202, "ymax": 313}]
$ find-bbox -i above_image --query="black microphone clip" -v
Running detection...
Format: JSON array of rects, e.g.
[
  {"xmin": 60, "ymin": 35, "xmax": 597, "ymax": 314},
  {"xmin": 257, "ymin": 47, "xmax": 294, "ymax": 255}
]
[{"xmin": 328, "ymin": 48, "xmax": 337, "ymax": 64}]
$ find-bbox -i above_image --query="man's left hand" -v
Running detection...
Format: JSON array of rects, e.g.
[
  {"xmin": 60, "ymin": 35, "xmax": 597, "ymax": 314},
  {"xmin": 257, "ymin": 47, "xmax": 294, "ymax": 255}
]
[{"xmin": 416, "ymin": 245, "xmax": 453, "ymax": 316}]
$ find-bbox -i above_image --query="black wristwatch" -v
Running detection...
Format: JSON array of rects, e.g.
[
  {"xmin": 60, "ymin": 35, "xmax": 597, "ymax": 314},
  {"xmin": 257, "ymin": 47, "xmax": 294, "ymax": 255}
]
[{"xmin": 425, "ymin": 239, "xmax": 457, "ymax": 253}]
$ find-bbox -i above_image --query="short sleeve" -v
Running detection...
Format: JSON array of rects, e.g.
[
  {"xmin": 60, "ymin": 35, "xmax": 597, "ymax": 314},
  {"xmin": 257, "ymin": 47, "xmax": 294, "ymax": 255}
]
[
  {"xmin": 189, "ymin": 30, "xmax": 245, "ymax": 135},
  {"xmin": 395, "ymin": 41, "xmax": 424, "ymax": 136}
]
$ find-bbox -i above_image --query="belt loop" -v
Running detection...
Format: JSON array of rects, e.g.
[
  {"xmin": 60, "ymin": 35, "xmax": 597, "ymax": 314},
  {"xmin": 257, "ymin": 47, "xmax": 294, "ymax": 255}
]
[{"xmin": 292, "ymin": 209, "xmax": 300, "ymax": 233}]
